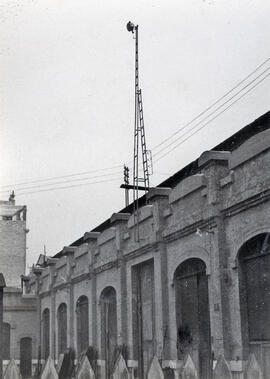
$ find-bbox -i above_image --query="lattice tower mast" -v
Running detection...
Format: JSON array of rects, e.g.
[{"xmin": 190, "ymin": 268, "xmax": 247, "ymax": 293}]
[{"xmin": 126, "ymin": 22, "xmax": 151, "ymax": 232}]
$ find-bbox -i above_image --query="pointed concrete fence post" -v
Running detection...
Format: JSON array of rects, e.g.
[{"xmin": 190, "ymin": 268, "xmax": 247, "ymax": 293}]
[
  {"xmin": 58, "ymin": 349, "xmax": 75, "ymax": 379},
  {"xmin": 75, "ymin": 355, "xmax": 95, "ymax": 379},
  {"xmin": 181, "ymin": 355, "xmax": 198, "ymax": 379},
  {"xmin": 112, "ymin": 354, "xmax": 129, "ymax": 379},
  {"xmin": 57, "ymin": 354, "xmax": 64, "ymax": 374},
  {"xmin": 41, "ymin": 357, "xmax": 58, "ymax": 379},
  {"xmin": 213, "ymin": 355, "xmax": 232, "ymax": 379},
  {"xmin": 3, "ymin": 359, "xmax": 21, "ymax": 379},
  {"xmin": 245, "ymin": 354, "xmax": 263, "ymax": 379},
  {"xmin": 147, "ymin": 356, "xmax": 164, "ymax": 379}
]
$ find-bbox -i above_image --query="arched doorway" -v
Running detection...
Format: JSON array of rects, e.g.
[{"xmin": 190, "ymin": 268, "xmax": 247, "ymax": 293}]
[
  {"xmin": 238, "ymin": 233, "xmax": 270, "ymax": 378},
  {"xmin": 42, "ymin": 308, "xmax": 50, "ymax": 359},
  {"xmin": 100, "ymin": 286, "xmax": 117, "ymax": 378},
  {"xmin": 20, "ymin": 337, "xmax": 32, "ymax": 378},
  {"xmin": 174, "ymin": 258, "xmax": 211, "ymax": 379},
  {"xmin": 76, "ymin": 295, "xmax": 89, "ymax": 355},
  {"xmin": 57, "ymin": 303, "xmax": 67, "ymax": 355}
]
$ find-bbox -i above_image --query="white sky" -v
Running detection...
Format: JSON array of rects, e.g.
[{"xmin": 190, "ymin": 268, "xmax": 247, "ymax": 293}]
[{"xmin": 1, "ymin": 0, "xmax": 270, "ymax": 269}]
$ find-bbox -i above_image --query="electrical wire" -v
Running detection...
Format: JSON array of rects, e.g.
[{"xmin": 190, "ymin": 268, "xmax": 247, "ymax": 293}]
[
  {"xmin": 0, "ymin": 171, "xmax": 122, "ymax": 194},
  {"xmin": 154, "ymin": 71, "xmax": 270, "ymax": 163},
  {"xmin": 0, "ymin": 164, "xmax": 123, "ymax": 189},
  {"xmin": 2, "ymin": 57, "xmax": 270, "ymax": 194},
  {"xmin": 153, "ymin": 65, "xmax": 270, "ymax": 158},
  {"xmin": 15, "ymin": 177, "xmax": 122, "ymax": 197},
  {"xmin": 151, "ymin": 56, "xmax": 270, "ymax": 152}
]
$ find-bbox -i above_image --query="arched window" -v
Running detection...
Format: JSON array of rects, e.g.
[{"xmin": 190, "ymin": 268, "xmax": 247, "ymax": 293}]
[
  {"xmin": 100, "ymin": 287, "xmax": 117, "ymax": 378},
  {"xmin": 3, "ymin": 323, "xmax": 10, "ymax": 360},
  {"xmin": 174, "ymin": 258, "xmax": 211, "ymax": 379},
  {"xmin": 76, "ymin": 295, "xmax": 89, "ymax": 355},
  {"xmin": 20, "ymin": 337, "xmax": 32, "ymax": 378},
  {"xmin": 57, "ymin": 303, "xmax": 67, "ymax": 355},
  {"xmin": 238, "ymin": 233, "xmax": 270, "ymax": 375},
  {"xmin": 42, "ymin": 308, "xmax": 50, "ymax": 359}
]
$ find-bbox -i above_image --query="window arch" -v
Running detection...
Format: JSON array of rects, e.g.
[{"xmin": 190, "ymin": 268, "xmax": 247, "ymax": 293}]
[
  {"xmin": 238, "ymin": 233, "xmax": 270, "ymax": 362},
  {"xmin": 3, "ymin": 322, "xmax": 10, "ymax": 360},
  {"xmin": 57, "ymin": 303, "xmax": 67, "ymax": 355},
  {"xmin": 42, "ymin": 308, "xmax": 50, "ymax": 359},
  {"xmin": 76, "ymin": 295, "xmax": 89, "ymax": 355}
]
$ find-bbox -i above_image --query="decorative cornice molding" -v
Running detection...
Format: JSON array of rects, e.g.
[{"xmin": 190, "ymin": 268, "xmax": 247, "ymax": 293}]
[
  {"xmin": 163, "ymin": 217, "xmax": 217, "ymax": 243},
  {"xmin": 110, "ymin": 212, "xmax": 130, "ymax": 224},
  {"xmin": 94, "ymin": 260, "xmax": 118, "ymax": 274},
  {"xmin": 39, "ymin": 280, "xmax": 73, "ymax": 296},
  {"xmin": 4, "ymin": 306, "xmax": 37, "ymax": 312},
  {"xmin": 39, "ymin": 290, "xmax": 51, "ymax": 298},
  {"xmin": 84, "ymin": 231, "xmax": 100, "ymax": 241},
  {"xmin": 62, "ymin": 246, "xmax": 76, "ymax": 255},
  {"xmin": 146, "ymin": 187, "xmax": 171, "ymax": 201},
  {"xmin": 198, "ymin": 150, "xmax": 230, "ymax": 168},
  {"xmin": 71, "ymin": 272, "xmax": 90, "ymax": 284},
  {"xmin": 124, "ymin": 242, "xmax": 159, "ymax": 261},
  {"xmin": 222, "ymin": 189, "xmax": 270, "ymax": 217}
]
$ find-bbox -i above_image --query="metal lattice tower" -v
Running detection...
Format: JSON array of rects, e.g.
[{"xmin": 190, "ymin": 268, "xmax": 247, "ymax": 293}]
[{"xmin": 126, "ymin": 21, "xmax": 152, "ymax": 240}]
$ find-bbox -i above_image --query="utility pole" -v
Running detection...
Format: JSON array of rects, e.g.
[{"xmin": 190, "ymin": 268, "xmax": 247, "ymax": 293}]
[
  {"xmin": 0, "ymin": 273, "xmax": 6, "ymax": 379},
  {"xmin": 123, "ymin": 165, "xmax": 130, "ymax": 207}
]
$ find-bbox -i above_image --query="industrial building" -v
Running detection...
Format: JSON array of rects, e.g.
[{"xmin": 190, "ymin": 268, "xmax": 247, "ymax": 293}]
[{"xmin": 2, "ymin": 111, "xmax": 269, "ymax": 378}]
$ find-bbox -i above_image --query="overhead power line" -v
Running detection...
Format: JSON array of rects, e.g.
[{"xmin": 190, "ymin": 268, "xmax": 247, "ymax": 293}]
[
  {"xmin": 0, "ymin": 171, "xmax": 123, "ymax": 194},
  {"xmin": 0, "ymin": 164, "xmax": 123, "ymax": 189},
  {"xmin": 2, "ymin": 57, "xmax": 270, "ymax": 196},
  {"xmin": 154, "ymin": 70, "xmax": 270, "ymax": 163},
  {"xmin": 151, "ymin": 56, "xmax": 270, "ymax": 152},
  {"xmin": 15, "ymin": 177, "xmax": 122, "ymax": 197},
  {"xmin": 153, "ymin": 65, "xmax": 270, "ymax": 159}
]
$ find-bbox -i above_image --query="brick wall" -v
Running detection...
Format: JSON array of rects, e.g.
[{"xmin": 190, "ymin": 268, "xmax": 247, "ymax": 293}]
[{"xmin": 0, "ymin": 220, "xmax": 26, "ymax": 287}]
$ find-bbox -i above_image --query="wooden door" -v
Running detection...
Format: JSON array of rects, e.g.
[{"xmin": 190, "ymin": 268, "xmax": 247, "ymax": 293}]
[
  {"xmin": 20, "ymin": 337, "xmax": 32, "ymax": 378},
  {"xmin": 132, "ymin": 260, "xmax": 155, "ymax": 379},
  {"xmin": 100, "ymin": 287, "xmax": 117, "ymax": 378},
  {"xmin": 175, "ymin": 259, "xmax": 211, "ymax": 379}
]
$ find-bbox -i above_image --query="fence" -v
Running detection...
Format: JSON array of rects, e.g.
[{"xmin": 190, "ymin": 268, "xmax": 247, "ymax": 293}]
[{"xmin": 3, "ymin": 351, "xmax": 264, "ymax": 379}]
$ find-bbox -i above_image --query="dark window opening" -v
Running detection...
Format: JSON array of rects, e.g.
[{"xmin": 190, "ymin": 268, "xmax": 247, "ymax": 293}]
[
  {"xmin": 238, "ymin": 233, "xmax": 270, "ymax": 378},
  {"xmin": 43, "ymin": 308, "xmax": 50, "ymax": 359},
  {"xmin": 239, "ymin": 233, "xmax": 270, "ymax": 343},
  {"xmin": 76, "ymin": 295, "xmax": 89, "ymax": 355},
  {"xmin": 57, "ymin": 303, "xmax": 67, "ymax": 355}
]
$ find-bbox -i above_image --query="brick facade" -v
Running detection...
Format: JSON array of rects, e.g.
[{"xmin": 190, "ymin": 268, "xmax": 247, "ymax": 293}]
[{"xmin": 0, "ymin": 200, "xmax": 27, "ymax": 288}]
